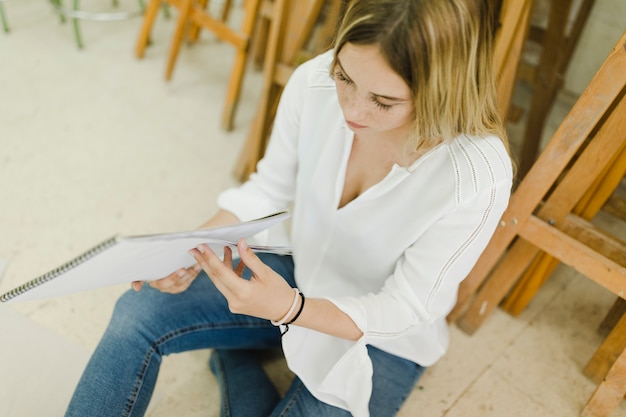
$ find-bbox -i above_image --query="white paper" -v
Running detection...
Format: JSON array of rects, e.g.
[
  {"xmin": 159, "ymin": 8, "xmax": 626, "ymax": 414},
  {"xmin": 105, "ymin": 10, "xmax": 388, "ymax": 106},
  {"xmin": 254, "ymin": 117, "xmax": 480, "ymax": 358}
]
[{"xmin": 1, "ymin": 212, "xmax": 291, "ymax": 303}]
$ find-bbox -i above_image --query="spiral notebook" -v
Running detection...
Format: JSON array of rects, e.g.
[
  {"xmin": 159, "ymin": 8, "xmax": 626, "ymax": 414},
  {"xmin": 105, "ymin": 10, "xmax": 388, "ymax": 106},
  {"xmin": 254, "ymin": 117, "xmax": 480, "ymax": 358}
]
[{"xmin": 0, "ymin": 212, "xmax": 291, "ymax": 304}]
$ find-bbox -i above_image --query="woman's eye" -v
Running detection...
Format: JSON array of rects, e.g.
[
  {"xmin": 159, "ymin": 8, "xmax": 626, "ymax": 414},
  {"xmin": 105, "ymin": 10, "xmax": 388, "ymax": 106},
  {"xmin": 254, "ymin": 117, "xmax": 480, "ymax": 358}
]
[
  {"xmin": 372, "ymin": 98, "xmax": 392, "ymax": 111},
  {"xmin": 335, "ymin": 71, "xmax": 352, "ymax": 84}
]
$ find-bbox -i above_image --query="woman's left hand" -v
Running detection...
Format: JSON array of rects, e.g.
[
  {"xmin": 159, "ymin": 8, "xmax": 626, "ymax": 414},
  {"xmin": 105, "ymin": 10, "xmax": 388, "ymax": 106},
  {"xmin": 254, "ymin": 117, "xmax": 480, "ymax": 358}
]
[{"xmin": 188, "ymin": 239, "xmax": 296, "ymax": 322}]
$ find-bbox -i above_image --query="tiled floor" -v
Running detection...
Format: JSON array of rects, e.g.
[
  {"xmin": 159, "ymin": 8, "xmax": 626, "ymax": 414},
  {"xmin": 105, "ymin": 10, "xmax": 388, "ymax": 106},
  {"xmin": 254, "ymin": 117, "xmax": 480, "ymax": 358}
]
[{"xmin": 1, "ymin": 1, "xmax": 625, "ymax": 416}]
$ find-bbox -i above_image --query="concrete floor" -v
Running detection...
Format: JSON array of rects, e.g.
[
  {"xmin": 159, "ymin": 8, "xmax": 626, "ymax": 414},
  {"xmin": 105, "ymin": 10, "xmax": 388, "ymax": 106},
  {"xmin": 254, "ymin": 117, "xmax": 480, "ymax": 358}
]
[{"xmin": 1, "ymin": 1, "xmax": 625, "ymax": 416}]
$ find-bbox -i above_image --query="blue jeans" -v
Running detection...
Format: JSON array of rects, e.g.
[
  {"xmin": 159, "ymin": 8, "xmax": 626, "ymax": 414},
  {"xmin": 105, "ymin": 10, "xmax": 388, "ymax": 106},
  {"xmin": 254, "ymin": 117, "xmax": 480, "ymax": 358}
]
[{"xmin": 65, "ymin": 254, "xmax": 425, "ymax": 417}]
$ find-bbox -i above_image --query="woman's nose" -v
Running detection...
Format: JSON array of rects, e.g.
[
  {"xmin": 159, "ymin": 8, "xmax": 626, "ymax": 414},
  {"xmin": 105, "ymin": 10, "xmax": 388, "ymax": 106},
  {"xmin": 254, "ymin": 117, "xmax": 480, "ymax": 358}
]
[{"xmin": 344, "ymin": 92, "xmax": 367, "ymax": 120}]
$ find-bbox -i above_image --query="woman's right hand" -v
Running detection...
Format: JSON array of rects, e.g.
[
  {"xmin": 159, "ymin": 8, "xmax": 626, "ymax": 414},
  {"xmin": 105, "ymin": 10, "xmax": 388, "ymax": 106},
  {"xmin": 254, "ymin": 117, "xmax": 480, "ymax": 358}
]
[{"xmin": 131, "ymin": 264, "xmax": 202, "ymax": 294}]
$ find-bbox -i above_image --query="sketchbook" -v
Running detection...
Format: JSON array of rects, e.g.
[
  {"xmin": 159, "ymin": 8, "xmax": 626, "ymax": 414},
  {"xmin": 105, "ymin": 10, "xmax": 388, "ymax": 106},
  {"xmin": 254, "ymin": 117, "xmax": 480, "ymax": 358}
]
[{"xmin": 0, "ymin": 212, "xmax": 291, "ymax": 304}]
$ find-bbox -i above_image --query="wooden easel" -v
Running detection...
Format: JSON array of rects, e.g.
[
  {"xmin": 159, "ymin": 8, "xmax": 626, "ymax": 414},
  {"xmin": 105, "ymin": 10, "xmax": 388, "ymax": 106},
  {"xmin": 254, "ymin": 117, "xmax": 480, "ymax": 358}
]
[
  {"xmin": 448, "ymin": 31, "xmax": 626, "ymax": 417},
  {"xmin": 232, "ymin": 0, "xmax": 339, "ymax": 182},
  {"xmin": 135, "ymin": 0, "xmax": 261, "ymax": 131},
  {"xmin": 492, "ymin": 0, "xmax": 534, "ymax": 121},
  {"xmin": 515, "ymin": 0, "xmax": 596, "ymax": 178},
  {"xmin": 463, "ymin": 0, "xmax": 609, "ymax": 330}
]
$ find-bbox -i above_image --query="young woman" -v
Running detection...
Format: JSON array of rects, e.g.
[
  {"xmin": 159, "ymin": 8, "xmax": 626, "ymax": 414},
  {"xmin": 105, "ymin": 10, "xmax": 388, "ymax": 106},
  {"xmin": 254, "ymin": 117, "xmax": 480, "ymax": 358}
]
[{"xmin": 66, "ymin": 1, "xmax": 513, "ymax": 416}]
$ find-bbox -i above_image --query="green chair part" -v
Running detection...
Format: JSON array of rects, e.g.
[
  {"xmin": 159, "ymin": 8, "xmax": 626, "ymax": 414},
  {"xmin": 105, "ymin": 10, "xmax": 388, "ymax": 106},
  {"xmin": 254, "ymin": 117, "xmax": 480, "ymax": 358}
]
[
  {"xmin": 0, "ymin": 0, "xmax": 9, "ymax": 33},
  {"xmin": 49, "ymin": 0, "xmax": 146, "ymax": 49}
]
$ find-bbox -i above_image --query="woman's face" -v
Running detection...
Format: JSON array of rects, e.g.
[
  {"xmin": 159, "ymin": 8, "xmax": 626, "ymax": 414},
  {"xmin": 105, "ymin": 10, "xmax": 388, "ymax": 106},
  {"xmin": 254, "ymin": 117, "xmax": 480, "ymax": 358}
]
[{"xmin": 334, "ymin": 43, "xmax": 414, "ymax": 139}]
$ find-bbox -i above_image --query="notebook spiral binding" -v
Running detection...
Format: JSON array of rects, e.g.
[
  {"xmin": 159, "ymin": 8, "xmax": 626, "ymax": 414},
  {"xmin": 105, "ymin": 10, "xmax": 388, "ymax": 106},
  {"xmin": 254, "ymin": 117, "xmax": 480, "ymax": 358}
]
[{"xmin": 0, "ymin": 236, "xmax": 119, "ymax": 303}]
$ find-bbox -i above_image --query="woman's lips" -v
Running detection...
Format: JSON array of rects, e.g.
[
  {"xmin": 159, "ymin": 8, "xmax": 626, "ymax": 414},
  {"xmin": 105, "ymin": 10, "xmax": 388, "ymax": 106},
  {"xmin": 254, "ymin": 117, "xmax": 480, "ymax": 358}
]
[{"xmin": 346, "ymin": 120, "xmax": 367, "ymax": 129}]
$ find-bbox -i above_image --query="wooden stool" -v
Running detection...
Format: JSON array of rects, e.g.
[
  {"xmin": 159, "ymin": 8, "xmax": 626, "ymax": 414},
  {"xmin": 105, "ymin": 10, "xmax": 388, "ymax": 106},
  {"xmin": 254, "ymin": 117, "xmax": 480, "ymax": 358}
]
[
  {"xmin": 232, "ymin": 0, "xmax": 340, "ymax": 182},
  {"xmin": 135, "ymin": 0, "xmax": 260, "ymax": 131},
  {"xmin": 448, "ymin": 32, "xmax": 626, "ymax": 417}
]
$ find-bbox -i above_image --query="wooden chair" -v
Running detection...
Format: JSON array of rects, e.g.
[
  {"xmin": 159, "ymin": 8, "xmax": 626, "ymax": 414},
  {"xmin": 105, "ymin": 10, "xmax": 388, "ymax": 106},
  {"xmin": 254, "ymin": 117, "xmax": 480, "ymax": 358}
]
[
  {"xmin": 448, "ymin": 32, "xmax": 626, "ymax": 417},
  {"xmin": 232, "ymin": 0, "xmax": 340, "ymax": 182},
  {"xmin": 135, "ymin": 0, "xmax": 261, "ymax": 131}
]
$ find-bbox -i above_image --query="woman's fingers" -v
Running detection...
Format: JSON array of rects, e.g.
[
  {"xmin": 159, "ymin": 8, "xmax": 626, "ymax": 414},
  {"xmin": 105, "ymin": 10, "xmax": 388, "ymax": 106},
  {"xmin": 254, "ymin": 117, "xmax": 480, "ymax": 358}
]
[
  {"xmin": 236, "ymin": 239, "xmax": 266, "ymax": 279},
  {"xmin": 189, "ymin": 241, "xmax": 293, "ymax": 320},
  {"xmin": 223, "ymin": 246, "xmax": 234, "ymax": 270},
  {"xmin": 234, "ymin": 257, "xmax": 246, "ymax": 277},
  {"xmin": 189, "ymin": 245, "xmax": 238, "ymax": 296},
  {"xmin": 133, "ymin": 264, "xmax": 201, "ymax": 294}
]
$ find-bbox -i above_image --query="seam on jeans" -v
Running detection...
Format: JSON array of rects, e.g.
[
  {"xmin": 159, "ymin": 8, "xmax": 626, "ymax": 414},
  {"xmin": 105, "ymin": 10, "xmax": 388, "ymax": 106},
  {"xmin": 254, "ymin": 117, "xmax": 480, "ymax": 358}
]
[
  {"xmin": 214, "ymin": 353, "xmax": 232, "ymax": 417},
  {"xmin": 122, "ymin": 321, "xmax": 274, "ymax": 417},
  {"xmin": 277, "ymin": 381, "xmax": 306, "ymax": 417}
]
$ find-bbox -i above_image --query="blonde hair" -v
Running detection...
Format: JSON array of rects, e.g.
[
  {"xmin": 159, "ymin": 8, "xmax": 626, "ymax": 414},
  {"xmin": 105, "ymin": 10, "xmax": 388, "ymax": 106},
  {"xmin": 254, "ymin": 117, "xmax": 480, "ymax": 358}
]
[{"xmin": 333, "ymin": 0, "xmax": 509, "ymax": 157}]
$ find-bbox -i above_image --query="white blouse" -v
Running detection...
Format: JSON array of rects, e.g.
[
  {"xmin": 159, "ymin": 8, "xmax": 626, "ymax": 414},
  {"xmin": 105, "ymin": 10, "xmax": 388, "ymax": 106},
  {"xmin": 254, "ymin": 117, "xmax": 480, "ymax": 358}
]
[{"xmin": 217, "ymin": 51, "xmax": 513, "ymax": 416}]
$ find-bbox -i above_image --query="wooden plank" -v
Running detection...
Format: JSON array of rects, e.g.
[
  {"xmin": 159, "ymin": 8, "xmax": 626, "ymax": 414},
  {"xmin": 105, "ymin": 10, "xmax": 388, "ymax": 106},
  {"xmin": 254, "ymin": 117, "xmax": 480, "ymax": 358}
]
[
  {"xmin": 604, "ymin": 196, "xmax": 626, "ymax": 223},
  {"xmin": 519, "ymin": 216, "xmax": 626, "ymax": 298},
  {"xmin": 135, "ymin": 0, "xmax": 162, "ymax": 58},
  {"xmin": 585, "ymin": 306, "xmax": 626, "ymax": 384},
  {"xmin": 599, "ymin": 298, "xmax": 626, "ymax": 336},
  {"xmin": 501, "ymin": 253, "xmax": 559, "ymax": 315},
  {"xmin": 561, "ymin": 214, "xmax": 626, "ymax": 268},
  {"xmin": 517, "ymin": 0, "xmax": 574, "ymax": 177},
  {"xmin": 233, "ymin": 0, "xmax": 288, "ymax": 181},
  {"xmin": 190, "ymin": 6, "xmax": 249, "ymax": 49},
  {"xmin": 233, "ymin": 0, "xmax": 328, "ymax": 180},
  {"xmin": 164, "ymin": 0, "xmax": 194, "ymax": 81},
  {"xmin": 582, "ymin": 333, "xmax": 626, "ymax": 417},
  {"xmin": 454, "ymin": 238, "xmax": 541, "ymax": 333},
  {"xmin": 493, "ymin": 0, "xmax": 533, "ymax": 121},
  {"xmin": 220, "ymin": 0, "xmax": 262, "ymax": 130}
]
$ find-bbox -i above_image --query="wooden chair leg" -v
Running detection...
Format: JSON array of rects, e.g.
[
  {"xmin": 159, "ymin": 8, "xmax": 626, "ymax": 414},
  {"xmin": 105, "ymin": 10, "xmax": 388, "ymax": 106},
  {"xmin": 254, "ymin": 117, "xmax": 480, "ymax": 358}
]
[
  {"xmin": 187, "ymin": 0, "xmax": 209, "ymax": 43},
  {"xmin": 584, "ymin": 310, "xmax": 626, "ymax": 385},
  {"xmin": 233, "ymin": 84, "xmax": 281, "ymax": 181},
  {"xmin": 234, "ymin": 0, "xmax": 287, "ymax": 181},
  {"xmin": 454, "ymin": 239, "xmax": 541, "ymax": 333},
  {"xmin": 500, "ymin": 254, "xmax": 560, "ymax": 315},
  {"xmin": 599, "ymin": 298, "xmax": 626, "ymax": 337},
  {"xmin": 136, "ymin": 0, "xmax": 163, "ymax": 58},
  {"xmin": 220, "ymin": 0, "xmax": 261, "ymax": 131},
  {"xmin": 582, "ymin": 333, "xmax": 626, "ymax": 417},
  {"xmin": 252, "ymin": 8, "xmax": 271, "ymax": 70},
  {"xmin": 492, "ymin": 0, "xmax": 533, "ymax": 122},
  {"xmin": 221, "ymin": 0, "xmax": 232, "ymax": 22},
  {"xmin": 165, "ymin": 0, "xmax": 193, "ymax": 81}
]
